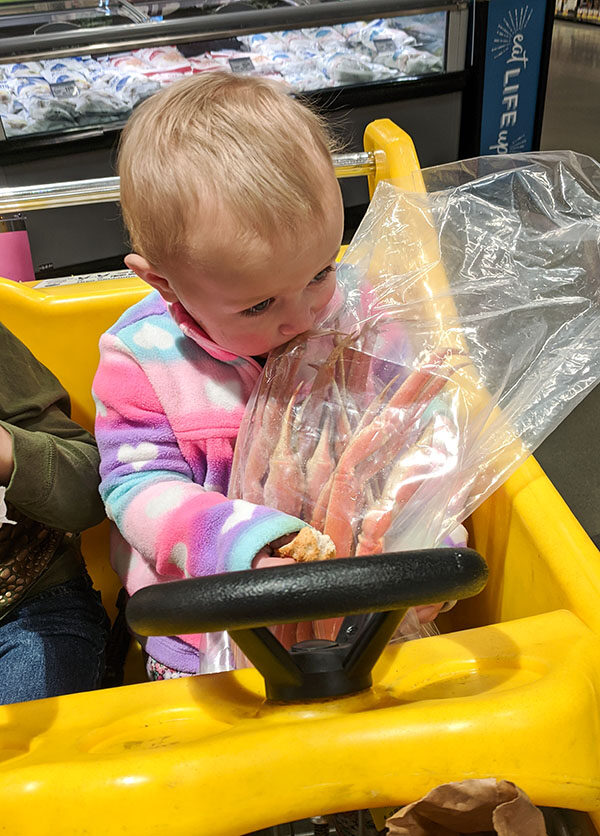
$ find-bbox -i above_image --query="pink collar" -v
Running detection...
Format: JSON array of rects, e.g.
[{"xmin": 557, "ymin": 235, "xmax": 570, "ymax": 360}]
[{"xmin": 168, "ymin": 301, "xmax": 260, "ymax": 366}]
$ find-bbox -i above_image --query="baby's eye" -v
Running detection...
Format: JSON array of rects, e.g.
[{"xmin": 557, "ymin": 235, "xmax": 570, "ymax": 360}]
[
  {"xmin": 242, "ymin": 297, "xmax": 274, "ymax": 317},
  {"xmin": 311, "ymin": 265, "xmax": 335, "ymax": 284}
]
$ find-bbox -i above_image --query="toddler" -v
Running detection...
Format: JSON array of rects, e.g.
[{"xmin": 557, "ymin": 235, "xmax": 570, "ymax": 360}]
[
  {"xmin": 0, "ymin": 323, "xmax": 109, "ymax": 704},
  {"xmin": 94, "ymin": 72, "xmax": 445, "ymax": 680}
]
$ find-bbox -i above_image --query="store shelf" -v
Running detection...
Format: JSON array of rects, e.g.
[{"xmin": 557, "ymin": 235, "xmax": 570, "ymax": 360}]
[
  {"xmin": 555, "ymin": 12, "xmax": 600, "ymax": 22},
  {"xmin": 555, "ymin": 0, "xmax": 600, "ymax": 24}
]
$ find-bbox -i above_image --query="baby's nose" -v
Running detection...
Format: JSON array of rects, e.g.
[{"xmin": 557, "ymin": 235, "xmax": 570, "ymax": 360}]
[{"xmin": 279, "ymin": 308, "xmax": 315, "ymax": 338}]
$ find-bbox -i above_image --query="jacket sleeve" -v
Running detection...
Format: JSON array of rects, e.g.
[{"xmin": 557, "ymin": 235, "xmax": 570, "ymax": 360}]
[
  {"xmin": 0, "ymin": 324, "xmax": 105, "ymax": 532},
  {"xmin": 93, "ymin": 332, "xmax": 305, "ymax": 581}
]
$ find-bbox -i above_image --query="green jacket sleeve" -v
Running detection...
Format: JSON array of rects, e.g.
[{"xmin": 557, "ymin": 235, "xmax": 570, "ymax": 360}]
[{"xmin": 0, "ymin": 322, "xmax": 106, "ymax": 532}]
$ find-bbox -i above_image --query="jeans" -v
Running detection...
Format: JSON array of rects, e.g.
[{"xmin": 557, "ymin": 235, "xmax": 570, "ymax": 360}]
[{"xmin": 0, "ymin": 571, "xmax": 110, "ymax": 705}]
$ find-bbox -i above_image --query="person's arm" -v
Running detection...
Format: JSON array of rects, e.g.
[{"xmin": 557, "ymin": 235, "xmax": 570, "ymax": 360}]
[
  {"xmin": 93, "ymin": 332, "xmax": 306, "ymax": 582},
  {"xmin": 0, "ymin": 324, "xmax": 105, "ymax": 532},
  {"xmin": 0, "ymin": 425, "xmax": 13, "ymax": 485}
]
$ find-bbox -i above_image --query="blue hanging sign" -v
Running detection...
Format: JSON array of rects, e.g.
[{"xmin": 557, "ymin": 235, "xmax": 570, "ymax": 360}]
[{"xmin": 479, "ymin": 0, "xmax": 547, "ymax": 154}]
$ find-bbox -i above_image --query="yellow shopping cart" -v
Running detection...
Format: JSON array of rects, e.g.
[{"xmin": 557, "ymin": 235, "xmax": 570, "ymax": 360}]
[{"xmin": 0, "ymin": 120, "xmax": 599, "ymax": 836}]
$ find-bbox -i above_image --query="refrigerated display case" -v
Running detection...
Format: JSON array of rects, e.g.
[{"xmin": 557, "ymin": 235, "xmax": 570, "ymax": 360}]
[
  {"xmin": 0, "ymin": 1, "xmax": 468, "ymax": 146},
  {"xmin": 0, "ymin": 0, "xmax": 471, "ymax": 276},
  {"xmin": 0, "ymin": 4, "xmax": 458, "ymax": 141},
  {"xmin": 0, "ymin": 0, "xmax": 554, "ymax": 278}
]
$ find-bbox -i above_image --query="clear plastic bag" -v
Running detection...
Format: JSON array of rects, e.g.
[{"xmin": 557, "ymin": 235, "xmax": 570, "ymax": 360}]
[{"xmin": 229, "ymin": 150, "xmax": 600, "ymax": 646}]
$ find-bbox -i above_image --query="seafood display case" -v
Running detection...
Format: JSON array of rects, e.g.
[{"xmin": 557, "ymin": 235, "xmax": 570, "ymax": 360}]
[
  {"xmin": 0, "ymin": 0, "xmax": 470, "ymax": 278},
  {"xmin": 0, "ymin": 0, "xmax": 466, "ymax": 146}
]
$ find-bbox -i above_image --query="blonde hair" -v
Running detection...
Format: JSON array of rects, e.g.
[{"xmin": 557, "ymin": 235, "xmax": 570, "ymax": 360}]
[{"xmin": 118, "ymin": 72, "xmax": 339, "ymax": 268}]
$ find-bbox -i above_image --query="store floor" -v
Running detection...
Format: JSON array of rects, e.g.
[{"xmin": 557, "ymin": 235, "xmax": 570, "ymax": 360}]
[
  {"xmin": 534, "ymin": 19, "xmax": 600, "ymax": 545},
  {"xmin": 540, "ymin": 20, "xmax": 600, "ymax": 159}
]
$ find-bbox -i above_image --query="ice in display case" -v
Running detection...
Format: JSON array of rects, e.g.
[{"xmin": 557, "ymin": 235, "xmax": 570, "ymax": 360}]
[{"xmin": 0, "ymin": 0, "xmax": 454, "ymax": 139}]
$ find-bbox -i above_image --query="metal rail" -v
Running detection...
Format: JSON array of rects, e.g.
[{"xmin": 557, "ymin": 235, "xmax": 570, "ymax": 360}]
[
  {"xmin": 0, "ymin": 152, "xmax": 376, "ymax": 213},
  {"xmin": 0, "ymin": 0, "xmax": 466, "ymax": 61}
]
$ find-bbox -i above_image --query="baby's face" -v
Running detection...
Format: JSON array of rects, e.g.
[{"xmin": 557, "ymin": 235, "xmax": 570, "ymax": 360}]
[{"xmin": 168, "ymin": 185, "xmax": 344, "ymax": 357}]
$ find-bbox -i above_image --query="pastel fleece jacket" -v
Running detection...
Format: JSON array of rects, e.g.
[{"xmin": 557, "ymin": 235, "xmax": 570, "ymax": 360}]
[{"xmin": 93, "ymin": 292, "xmax": 307, "ymax": 672}]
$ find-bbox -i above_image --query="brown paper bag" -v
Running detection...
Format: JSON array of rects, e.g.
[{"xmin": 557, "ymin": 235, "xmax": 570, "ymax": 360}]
[{"xmin": 385, "ymin": 778, "xmax": 548, "ymax": 836}]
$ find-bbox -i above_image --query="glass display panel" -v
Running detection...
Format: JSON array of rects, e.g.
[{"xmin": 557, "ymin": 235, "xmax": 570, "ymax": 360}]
[{"xmin": 0, "ymin": 11, "xmax": 447, "ymax": 138}]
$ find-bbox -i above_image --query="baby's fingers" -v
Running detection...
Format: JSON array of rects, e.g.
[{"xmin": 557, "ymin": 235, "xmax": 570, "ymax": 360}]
[
  {"xmin": 252, "ymin": 554, "xmax": 296, "ymax": 569},
  {"xmin": 414, "ymin": 603, "xmax": 444, "ymax": 623}
]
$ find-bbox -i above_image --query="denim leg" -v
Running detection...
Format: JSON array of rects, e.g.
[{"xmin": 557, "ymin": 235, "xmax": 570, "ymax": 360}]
[{"xmin": 0, "ymin": 571, "xmax": 110, "ymax": 705}]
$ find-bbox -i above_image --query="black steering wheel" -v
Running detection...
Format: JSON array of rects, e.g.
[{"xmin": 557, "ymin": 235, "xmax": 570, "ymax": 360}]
[{"xmin": 127, "ymin": 548, "xmax": 487, "ymax": 701}]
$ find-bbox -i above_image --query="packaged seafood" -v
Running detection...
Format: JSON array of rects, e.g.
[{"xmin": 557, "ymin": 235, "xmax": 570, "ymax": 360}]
[
  {"xmin": 188, "ymin": 56, "xmax": 229, "ymax": 74},
  {"xmin": 22, "ymin": 96, "xmax": 78, "ymax": 131},
  {"xmin": 133, "ymin": 47, "xmax": 191, "ymax": 74},
  {"xmin": 277, "ymin": 30, "xmax": 320, "ymax": 56},
  {"xmin": 239, "ymin": 32, "xmax": 286, "ymax": 54},
  {"xmin": 230, "ymin": 151, "xmax": 600, "ymax": 646},
  {"xmin": 44, "ymin": 58, "xmax": 94, "ymax": 81},
  {"xmin": 9, "ymin": 76, "xmax": 52, "ymax": 98},
  {"xmin": 102, "ymin": 53, "xmax": 150, "ymax": 74},
  {"xmin": 0, "ymin": 82, "xmax": 12, "ymax": 110},
  {"xmin": 0, "ymin": 112, "xmax": 28, "ymax": 137},
  {"xmin": 335, "ymin": 21, "xmax": 366, "ymax": 40},
  {"xmin": 209, "ymin": 51, "xmax": 279, "ymax": 77},
  {"xmin": 145, "ymin": 71, "xmax": 189, "ymax": 85},
  {"xmin": 396, "ymin": 14, "xmax": 446, "ymax": 50},
  {"xmin": 80, "ymin": 56, "xmax": 104, "ymax": 76},
  {"xmin": 386, "ymin": 47, "xmax": 443, "ymax": 75},
  {"xmin": 73, "ymin": 89, "xmax": 129, "ymax": 120},
  {"xmin": 319, "ymin": 52, "xmax": 396, "ymax": 83},
  {"xmin": 97, "ymin": 72, "xmax": 161, "ymax": 106},
  {"xmin": 313, "ymin": 26, "xmax": 347, "ymax": 52},
  {"xmin": 346, "ymin": 19, "xmax": 416, "ymax": 53},
  {"xmin": 278, "ymin": 60, "xmax": 329, "ymax": 91},
  {"xmin": 48, "ymin": 73, "xmax": 92, "ymax": 97},
  {"xmin": 4, "ymin": 62, "xmax": 44, "ymax": 77}
]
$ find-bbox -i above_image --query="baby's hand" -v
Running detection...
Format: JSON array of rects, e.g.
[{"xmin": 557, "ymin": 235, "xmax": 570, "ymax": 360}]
[
  {"xmin": 414, "ymin": 600, "xmax": 457, "ymax": 623},
  {"xmin": 0, "ymin": 426, "xmax": 14, "ymax": 486},
  {"xmin": 252, "ymin": 533, "xmax": 298, "ymax": 570},
  {"xmin": 252, "ymin": 554, "xmax": 297, "ymax": 569}
]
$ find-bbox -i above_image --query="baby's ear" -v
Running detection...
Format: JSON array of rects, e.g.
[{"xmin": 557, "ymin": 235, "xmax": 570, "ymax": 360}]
[{"xmin": 125, "ymin": 253, "xmax": 178, "ymax": 303}]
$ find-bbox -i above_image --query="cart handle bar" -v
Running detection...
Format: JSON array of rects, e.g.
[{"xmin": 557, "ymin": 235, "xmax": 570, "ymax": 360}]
[
  {"xmin": 127, "ymin": 548, "xmax": 487, "ymax": 636},
  {"xmin": 0, "ymin": 152, "xmax": 374, "ymax": 214}
]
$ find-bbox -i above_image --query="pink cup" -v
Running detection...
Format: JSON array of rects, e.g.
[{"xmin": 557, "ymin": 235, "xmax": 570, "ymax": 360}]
[{"xmin": 0, "ymin": 216, "xmax": 36, "ymax": 283}]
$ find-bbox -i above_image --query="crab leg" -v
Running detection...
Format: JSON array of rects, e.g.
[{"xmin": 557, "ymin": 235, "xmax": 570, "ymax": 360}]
[
  {"xmin": 349, "ymin": 365, "xmax": 455, "ymax": 487},
  {"xmin": 343, "ymin": 323, "xmax": 377, "ymax": 403},
  {"xmin": 356, "ymin": 424, "xmax": 437, "ymax": 555},
  {"xmin": 241, "ymin": 387, "xmax": 280, "ymax": 501},
  {"xmin": 241, "ymin": 341, "xmax": 306, "ymax": 502},
  {"xmin": 353, "ymin": 369, "xmax": 406, "ymax": 436},
  {"xmin": 341, "ymin": 351, "xmax": 455, "ymax": 473},
  {"xmin": 308, "ymin": 356, "xmax": 390, "ymax": 532},
  {"xmin": 310, "ymin": 472, "xmax": 334, "ymax": 532},
  {"xmin": 263, "ymin": 383, "xmax": 305, "ymax": 516},
  {"xmin": 322, "ymin": 352, "xmax": 458, "ymax": 555},
  {"xmin": 331, "ymin": 379, "xmax": 354, "ymax": 461},
  {"xmin": 316, "ymin": 428, "xmax": 438, "ymax": 643},
  {"xmin": 287, "ymin": 334, "xmax": 343, "ymax": 466},
  {"xmin": 294, "ymin": 396, "xmax": 321, "ymax": 468},
  {"xmin": 303, "ymin": 416, "xmax": 334, "ymax": 520}
]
